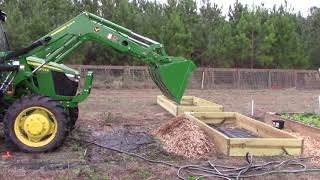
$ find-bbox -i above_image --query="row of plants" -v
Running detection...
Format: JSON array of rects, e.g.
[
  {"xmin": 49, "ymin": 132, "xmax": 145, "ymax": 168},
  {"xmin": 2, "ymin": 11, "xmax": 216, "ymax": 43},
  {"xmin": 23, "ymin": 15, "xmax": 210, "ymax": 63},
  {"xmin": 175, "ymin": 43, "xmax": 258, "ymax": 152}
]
[{"xmin": 280, "ymin": 113, "xmax": 320, "ymax": 128}]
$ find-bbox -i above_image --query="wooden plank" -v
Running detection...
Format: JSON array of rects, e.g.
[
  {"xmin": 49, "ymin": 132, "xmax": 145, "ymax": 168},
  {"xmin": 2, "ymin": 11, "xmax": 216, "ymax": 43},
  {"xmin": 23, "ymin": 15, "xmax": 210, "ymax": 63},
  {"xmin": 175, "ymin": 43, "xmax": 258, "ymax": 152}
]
[
  {"xmin": 180, "ymin": 96, "xmax": 194, "ymax": 105},
  {"xmin": 178, "ymin": 97, "xmax": 224, "ymax": 116},
  {"xmin": 230, "ymin": 138, "xmax": 303, "ymax": 147},
  {"xmin": 157, "ymin": 95, "xmax": 224, "ymax": 116},
  {"xmin": 193, "ymin": 97, "xmax": 219, "ymax": 106},
  {"xmin": 200, "ymin": 119, "xmax": 231, "ymax": 124},
  {"xmin": 181, "ymin": 96, "xmax": 194, "ymax": 100},
  {"xmin": 229, "ymin": 146, "xmax": 302, "ymax": 156},
  {"xmin": 229, "ymin": 138, "xmax": 303, "ymax": 156},
  {"xmin": 178, "ymin": 106, "xmax": 223, "ymax": 116},
  {"xmin": 185, "ymin": 113, "xmax": 230, "ymax": 155},
  {"xmin": 156, "ymin": 95, "xmax": 177, "ymax": 116},
  {"xmin": 191, "ymin": 112, "xmax": 235, "ymax": 119}
]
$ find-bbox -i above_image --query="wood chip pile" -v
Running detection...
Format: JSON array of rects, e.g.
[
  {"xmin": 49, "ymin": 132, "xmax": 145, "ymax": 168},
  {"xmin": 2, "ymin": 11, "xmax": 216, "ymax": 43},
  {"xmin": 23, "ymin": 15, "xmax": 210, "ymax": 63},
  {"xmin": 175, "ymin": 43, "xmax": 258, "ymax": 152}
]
[
  {"xmin": 290, "ymin": 131, "xmax": 320, "ymax": 166},
  {"xmin": 155, "ymin": 117, "xmax": 214, "ymax": 158}
]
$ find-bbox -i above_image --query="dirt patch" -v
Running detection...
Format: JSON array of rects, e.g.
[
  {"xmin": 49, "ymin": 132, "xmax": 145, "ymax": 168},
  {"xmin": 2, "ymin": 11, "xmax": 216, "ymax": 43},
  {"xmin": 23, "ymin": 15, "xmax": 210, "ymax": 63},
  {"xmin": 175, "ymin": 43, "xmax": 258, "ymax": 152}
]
[
  {"xmin": 90, "ymin": 128, "xmax": 155, "ymax": 152},
  {"xmin": 154, "ymin": 117, "xmax": 214, "ymax": 158}
]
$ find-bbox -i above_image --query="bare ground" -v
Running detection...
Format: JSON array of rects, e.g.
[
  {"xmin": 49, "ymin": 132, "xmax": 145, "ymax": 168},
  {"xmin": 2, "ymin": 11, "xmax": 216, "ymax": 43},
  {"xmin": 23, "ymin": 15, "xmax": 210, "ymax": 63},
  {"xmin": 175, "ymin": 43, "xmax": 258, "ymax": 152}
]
[{"xmin": 0, "ymin": 89, "xmax": 320, "ymax": 180}]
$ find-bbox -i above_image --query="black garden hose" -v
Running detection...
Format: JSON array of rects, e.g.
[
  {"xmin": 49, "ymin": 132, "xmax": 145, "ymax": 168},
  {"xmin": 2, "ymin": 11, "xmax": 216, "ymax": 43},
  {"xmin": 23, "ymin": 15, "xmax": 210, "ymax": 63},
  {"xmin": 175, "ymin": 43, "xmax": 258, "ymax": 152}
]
[{"xmin": 70, "ymin": 137, "xmax": 320, "ymax": 180}]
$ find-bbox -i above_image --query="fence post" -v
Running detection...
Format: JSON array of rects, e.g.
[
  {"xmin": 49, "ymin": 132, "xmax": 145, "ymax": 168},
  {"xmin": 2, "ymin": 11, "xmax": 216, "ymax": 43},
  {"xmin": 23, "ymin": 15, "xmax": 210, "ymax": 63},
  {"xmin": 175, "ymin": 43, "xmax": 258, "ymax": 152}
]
[
  {"xmin": 294, "ymin": 70, "xmax": 297, "ymax": 88},
  {"xmin": 78, "ymin": 65, "xmax": 82, "ymax": 76},
  {"xmin": 123, "ymin": 66, "xmax": 130, "ymax": 88},
  {"xmin": 212, "ymin": 68, "xmax": 215, "ymax": 88},
  {"xmin": 268, "ymin": 70, "xmax": 271, "ymax": 89},
  {"xmin": 78, "ymin": 65, "xmax": 83, "ymax": 87},
  {"xmin": 237, "ymin": 69, "xmax": 241, "ymax": 89},
  {"xmin": 201, "ymin": 70, "xmax": 205, "ymax": 89}
]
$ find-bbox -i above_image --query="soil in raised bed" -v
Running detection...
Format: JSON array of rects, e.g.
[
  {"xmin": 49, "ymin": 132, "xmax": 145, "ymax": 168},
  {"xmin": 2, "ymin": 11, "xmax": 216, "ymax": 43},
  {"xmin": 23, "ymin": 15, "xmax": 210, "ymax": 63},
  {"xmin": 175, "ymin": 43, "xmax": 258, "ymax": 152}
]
[{"xmin": 209, "ymin": 123, "xmax": 260, "ymax": 138}]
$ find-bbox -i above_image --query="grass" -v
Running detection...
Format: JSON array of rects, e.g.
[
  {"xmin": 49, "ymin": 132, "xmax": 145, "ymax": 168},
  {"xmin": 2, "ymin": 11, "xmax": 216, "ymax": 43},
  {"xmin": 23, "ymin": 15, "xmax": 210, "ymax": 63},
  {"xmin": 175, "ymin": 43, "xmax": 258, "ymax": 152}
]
[
  {"xmin": 71, "ymin": 142, "xmax": 83, "ymax": 152},
  {"xmin": 280, "ymin": 113, "xmax": 320, "ymax": 128},
  {"xmin": 124, "ymin": 170, "xmax": 154, "ymax": 180},
  {"xmin": 188, "ymin": 176, "xmax": 204, "ymax": 180},
  {"xmin": 138, "ymin": 170, "xmax": 154, "ymax": 179},
  {"xmin": 78, "ymin": 166, "xmax": 110, "ymax": 180}
]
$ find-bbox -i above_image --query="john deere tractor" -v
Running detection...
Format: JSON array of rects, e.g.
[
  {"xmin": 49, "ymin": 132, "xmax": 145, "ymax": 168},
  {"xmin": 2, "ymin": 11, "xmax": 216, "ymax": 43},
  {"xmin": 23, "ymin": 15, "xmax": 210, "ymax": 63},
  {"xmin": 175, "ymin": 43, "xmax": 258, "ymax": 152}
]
[{"xmin": 0, "ymin": 11, "xmax": 196, "ymax": 152}]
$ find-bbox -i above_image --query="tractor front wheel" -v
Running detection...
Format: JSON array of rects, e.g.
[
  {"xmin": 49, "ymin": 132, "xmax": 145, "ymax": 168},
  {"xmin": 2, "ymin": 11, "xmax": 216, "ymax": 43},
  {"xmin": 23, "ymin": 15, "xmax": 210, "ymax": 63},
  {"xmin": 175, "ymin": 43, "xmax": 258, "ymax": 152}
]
[{"xmin": 4, "ymin": 96, "xmax": 68, "ymax": 152}]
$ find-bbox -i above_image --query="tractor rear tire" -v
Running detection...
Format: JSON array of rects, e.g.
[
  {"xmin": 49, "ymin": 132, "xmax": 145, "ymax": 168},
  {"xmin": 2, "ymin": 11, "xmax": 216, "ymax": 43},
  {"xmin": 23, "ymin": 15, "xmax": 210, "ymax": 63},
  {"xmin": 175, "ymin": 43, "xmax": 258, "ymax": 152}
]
[
  {"xmin": 68, "ymin": 106, "xmax": 79, "ymax": 131},
  {"xmin": 4, "ymin": 95, "xmax": 68, "ymax": 152}
]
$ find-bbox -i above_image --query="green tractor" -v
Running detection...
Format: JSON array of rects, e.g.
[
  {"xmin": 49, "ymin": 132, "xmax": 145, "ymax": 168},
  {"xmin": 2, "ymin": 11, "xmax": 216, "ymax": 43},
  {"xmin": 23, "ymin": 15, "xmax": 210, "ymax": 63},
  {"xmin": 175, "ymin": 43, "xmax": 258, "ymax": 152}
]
[{"xmin": 0, "ymin": 11, "xmax": 196, "ymax": 152}]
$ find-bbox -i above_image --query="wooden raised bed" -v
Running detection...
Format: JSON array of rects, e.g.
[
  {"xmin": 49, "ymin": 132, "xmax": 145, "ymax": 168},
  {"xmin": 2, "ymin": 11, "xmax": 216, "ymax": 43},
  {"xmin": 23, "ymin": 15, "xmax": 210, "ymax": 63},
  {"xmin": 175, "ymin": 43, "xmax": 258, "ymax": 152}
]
[
  {"xmin": 157, "ymin": 95, "xmax": 224, "ymax": 116},
  {"xmin": 185, "ymin": 112, "xmax": 304, "ymax": 156},
  {"xmin": 264, "ymin": 112, "xmax": 320, "ymax": 140}
]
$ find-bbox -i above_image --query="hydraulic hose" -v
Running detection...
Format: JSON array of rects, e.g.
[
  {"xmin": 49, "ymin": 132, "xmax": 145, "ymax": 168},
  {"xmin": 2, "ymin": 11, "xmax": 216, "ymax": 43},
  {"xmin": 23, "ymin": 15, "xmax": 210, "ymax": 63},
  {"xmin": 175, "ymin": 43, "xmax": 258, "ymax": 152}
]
[{"xmin": 0, "ymin": 36, "xmax": 51, "ymax": 63}]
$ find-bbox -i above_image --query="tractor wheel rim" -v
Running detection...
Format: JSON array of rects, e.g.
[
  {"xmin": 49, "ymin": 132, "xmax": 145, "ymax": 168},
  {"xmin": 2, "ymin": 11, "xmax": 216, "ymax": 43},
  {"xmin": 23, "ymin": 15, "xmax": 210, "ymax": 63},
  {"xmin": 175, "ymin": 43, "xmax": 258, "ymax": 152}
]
[{"xmin": 14, "ymin": 106, "xmax": 58, "ymax": 147}]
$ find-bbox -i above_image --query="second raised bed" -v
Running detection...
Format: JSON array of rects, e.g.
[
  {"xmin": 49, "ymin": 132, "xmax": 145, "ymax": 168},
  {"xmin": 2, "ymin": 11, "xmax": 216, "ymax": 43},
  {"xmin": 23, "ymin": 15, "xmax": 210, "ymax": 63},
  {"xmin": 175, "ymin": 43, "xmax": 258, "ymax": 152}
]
[{"xmin": 185, "ymin": 112, "xmax": 304, "ymax": 156}]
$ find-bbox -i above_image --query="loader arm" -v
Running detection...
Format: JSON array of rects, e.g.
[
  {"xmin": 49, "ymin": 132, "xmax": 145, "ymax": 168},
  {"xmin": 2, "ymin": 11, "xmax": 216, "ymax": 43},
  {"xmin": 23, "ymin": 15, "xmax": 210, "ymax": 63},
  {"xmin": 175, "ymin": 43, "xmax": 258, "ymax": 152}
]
[{"xmin": 23, "ymin": 12, "xmax": 196, "ymax": 103}]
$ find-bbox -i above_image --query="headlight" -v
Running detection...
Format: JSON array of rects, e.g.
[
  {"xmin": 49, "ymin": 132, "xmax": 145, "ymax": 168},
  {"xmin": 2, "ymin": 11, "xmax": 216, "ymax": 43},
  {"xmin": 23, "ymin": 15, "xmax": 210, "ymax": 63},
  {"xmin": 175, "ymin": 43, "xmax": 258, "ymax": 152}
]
[{"xmin": 65, "ymin": 73, "xmax": 80, "ymax": 82}]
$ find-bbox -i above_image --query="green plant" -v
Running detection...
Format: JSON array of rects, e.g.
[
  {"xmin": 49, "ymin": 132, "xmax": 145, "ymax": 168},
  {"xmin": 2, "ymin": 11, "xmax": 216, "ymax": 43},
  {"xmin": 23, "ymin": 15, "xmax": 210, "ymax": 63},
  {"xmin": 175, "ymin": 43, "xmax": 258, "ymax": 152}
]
[
  {"xmin": 188, "ymin": 176, "xmax": 204, "ymax": 180},
  {"xmin": 138, "ymin": 170, "xmax": 153, "ymax": 179},
  {"xmin": 280, "ymin": 113, "xmax": 320, "ymax": 128}
]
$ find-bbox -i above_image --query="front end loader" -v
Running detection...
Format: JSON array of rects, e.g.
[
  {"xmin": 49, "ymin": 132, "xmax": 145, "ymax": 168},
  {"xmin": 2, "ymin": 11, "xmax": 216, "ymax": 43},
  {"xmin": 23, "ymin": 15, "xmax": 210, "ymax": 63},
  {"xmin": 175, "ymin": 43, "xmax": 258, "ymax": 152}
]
[{"xmin": 0, "ymin": 11, "xmax": 196, "ymax": 152}]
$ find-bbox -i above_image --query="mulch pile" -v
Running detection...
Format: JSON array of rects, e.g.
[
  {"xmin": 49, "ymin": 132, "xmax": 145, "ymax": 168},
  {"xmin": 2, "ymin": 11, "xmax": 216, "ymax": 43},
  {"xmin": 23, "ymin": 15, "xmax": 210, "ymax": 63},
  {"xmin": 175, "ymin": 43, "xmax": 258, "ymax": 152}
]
[
  {"xmin": 290, "ymin": 131, "xmax": 320, "ymax": 166},
  {"xmin": 154, "ymin": 117, "xmax": 215, "ymax": 158}
]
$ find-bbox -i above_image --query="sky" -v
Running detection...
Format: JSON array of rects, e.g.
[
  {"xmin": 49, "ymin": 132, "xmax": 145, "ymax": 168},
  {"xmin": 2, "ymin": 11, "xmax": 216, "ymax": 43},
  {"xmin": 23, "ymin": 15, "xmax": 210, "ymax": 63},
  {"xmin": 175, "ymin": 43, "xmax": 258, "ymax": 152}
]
[
  {"xmin": 212, "ymin": 0, "xmax": 319, "ymax": 16},
  {"xmin": 157, "ymin": 0, "xmax": 320, "ymax": 16}
]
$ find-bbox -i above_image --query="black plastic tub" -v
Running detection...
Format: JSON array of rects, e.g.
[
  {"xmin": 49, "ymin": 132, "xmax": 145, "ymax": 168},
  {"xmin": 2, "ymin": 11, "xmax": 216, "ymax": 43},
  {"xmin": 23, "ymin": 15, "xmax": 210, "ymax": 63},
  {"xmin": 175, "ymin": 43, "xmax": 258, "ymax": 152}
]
[{"xmin": 272, "ymin": 120, "xmax": 285, "ymax": 129}]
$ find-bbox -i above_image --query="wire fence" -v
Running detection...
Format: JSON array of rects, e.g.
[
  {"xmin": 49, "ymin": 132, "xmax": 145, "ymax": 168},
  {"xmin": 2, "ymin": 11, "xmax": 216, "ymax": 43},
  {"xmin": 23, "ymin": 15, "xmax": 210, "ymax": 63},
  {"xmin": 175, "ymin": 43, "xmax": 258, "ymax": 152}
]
[{"xmin": 68, "ymin": 65, "xmax": 320, "ymax": 90}]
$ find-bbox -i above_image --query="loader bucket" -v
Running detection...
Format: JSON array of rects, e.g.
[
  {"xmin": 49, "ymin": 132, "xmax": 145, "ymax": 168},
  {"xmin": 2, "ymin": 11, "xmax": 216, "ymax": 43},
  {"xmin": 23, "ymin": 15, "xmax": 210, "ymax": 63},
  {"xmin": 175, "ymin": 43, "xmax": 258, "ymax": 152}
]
[{"xmin": 149, "ymin": 58, "xmax": 196, "ymax": 103}]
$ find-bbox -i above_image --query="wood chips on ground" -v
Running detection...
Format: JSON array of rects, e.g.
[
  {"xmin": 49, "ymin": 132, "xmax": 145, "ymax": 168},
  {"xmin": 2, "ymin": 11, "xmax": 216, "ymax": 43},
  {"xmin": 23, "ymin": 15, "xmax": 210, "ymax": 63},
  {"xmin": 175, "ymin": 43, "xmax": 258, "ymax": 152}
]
[
  {"xmin": 289, "ymin": 131, "xmax": 320, "ymax": 166},
  {"xmin": 154, "ymin": 117, "xmax": 214, "ymax": 158}
]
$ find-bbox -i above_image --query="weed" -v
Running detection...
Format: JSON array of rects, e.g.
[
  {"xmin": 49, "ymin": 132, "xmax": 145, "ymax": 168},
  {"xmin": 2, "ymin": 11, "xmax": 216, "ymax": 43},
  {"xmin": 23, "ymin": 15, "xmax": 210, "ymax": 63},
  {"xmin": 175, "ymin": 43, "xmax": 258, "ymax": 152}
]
[
  {"xmin": 79, "ymin": 166, "xmax": 109, "ymax": 180},
  {"xmin": 71, "ymin": 142, "xmax": 83, "ymax": 152},
  {"xmin": 58, "ymin": 176, "xmax": 72, "ymax": 180},
  {"xmin": 138, "ymin": 170, "xmax": 153, "ymax": 179},
  {"xmin": 122, "ymin": 155, "xmax": 135, "ymax": 162},
  {"xmin": 187, "ymin": 176, "xmax": 204, "ymax": 180},
  {"xmin": 103, "ymin": 112, "xmax": 115, "ymax": 124}
]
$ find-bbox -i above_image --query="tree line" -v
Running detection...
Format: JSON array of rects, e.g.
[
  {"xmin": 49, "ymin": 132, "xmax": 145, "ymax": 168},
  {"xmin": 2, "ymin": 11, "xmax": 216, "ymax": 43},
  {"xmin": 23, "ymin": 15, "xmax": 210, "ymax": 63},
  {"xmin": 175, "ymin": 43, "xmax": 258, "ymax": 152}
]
[{"xmin": 0, "ymin": 0, "xmax": 319, "ymax": 69}]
